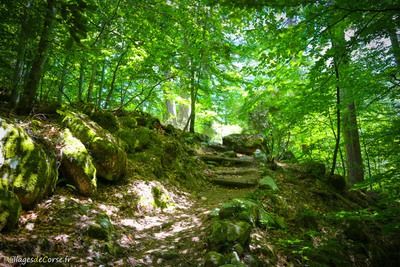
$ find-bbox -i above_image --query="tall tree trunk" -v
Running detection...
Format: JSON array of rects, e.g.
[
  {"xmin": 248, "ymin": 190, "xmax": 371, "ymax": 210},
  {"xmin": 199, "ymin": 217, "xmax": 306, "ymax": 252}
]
[
  {"xmin": 330, "ymin": 58, "xmax": 341, "ymax": 176},
  {"xmin": 11, "ymin": 2, "xmax": 33, "ymax": 108},
  {"xmin": 97, "ymin": 59, "xmax": 106, "ymax": 108},
  {"xmin": 16, "ymin": 0, "xmax": 56, "ymax": 114},
  {"xmin": 57, "ymin": 53, "xmax": 71, "ymax": 103},
  {"xmin": 339, "ymin": 146, "xmax": 346, "ymax": 176},
  {"xmin": 104, "ymin": 50, "xmax": 127, "ymax": 109},
  {"xmin": 189, "ymin": 63, "xmax": 196, "ymax": 133},
  {"xmin": 332, "ymin": 26, "xmax": 364, "ymax": 185},
  {"xmin": 87, "ymin": 62, "xmax": 97, "ymax": 103},
  {"xmin": 177, "ymin": 95, "xmax": 191, "ymax": 129},
  {"xmin": 342, "ymin": 100, "xmax": 364, "ymax": 184},
  {"xmin": 78, "ymin": 60, "xmax": 85, "ymax": 102}
]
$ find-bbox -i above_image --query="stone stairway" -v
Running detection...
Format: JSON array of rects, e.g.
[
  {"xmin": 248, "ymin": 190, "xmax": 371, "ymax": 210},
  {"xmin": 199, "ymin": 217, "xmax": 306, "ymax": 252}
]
[{"xmin": 198, "ymin": 144, "xmax": 262, "ymax": 187}]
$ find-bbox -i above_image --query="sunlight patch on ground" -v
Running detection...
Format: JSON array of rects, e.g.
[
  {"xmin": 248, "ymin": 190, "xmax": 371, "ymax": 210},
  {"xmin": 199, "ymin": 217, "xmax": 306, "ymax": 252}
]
[
  {"xmin": 97, "ymin": 203, "xmax": 119, "ymax": 216},
  {"xmin": 25, "ymin": 222, "xmax": 34, "ymax": 231},
  {"xmin": 53, "ymin": 234, "xmax": 70, "ymax": 243}
]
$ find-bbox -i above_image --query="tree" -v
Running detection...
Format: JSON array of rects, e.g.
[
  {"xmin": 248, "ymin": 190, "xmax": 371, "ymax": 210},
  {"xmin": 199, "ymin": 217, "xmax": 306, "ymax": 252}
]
[{"xmin": 16, "ymin": 0, "xmax": 56, "ymax": 113}]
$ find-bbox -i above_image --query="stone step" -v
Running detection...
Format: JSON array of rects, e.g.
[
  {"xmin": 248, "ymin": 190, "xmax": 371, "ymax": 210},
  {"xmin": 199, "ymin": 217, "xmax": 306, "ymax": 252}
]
[
  {"xmin": 211, "ymin": 166, "xmax": 262, "ymax": 176},
  {"xmin": 205, "ymin": 143, "xmax": 230, "ymax": 152},
  {"xmin": 199, "ymin": 155, "xmax": 255, "ymax": 167},
  {"xmin": 209, "ymin": 175, "xmax": 259, "ymax": 187}
]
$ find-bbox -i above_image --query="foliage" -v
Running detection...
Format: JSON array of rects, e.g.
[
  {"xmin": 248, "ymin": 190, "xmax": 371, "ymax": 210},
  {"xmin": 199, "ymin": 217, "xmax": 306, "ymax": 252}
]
[{"xmin": 0, "ymin": 0, "xmax": 399, "ymax": 263}]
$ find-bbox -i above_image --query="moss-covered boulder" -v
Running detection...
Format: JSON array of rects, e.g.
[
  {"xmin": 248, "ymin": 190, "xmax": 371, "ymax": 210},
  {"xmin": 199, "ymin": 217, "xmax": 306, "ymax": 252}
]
[
  {"xmin": 117, "ymin": 127, "xmax": 159, "ymax": 153},
  {"xmin": 219, "ymin": 198, "xmax": 260, "ymax": 225},
  {"xmin": 208, "ymin": 219, "xmax": 252, "ymax": 251},
  {"xmin": 133, "ymin": 181, "xmax": 174, "ymax": 212},
  {"xmin": 135, "ymin": 111, "xmax": 162, "ymax": 129},
  {"xmin": 223, "ymin": 134, "xmax": 264, "ymax": 155},
  {"xmin": 59, "ymin": 129, "xmax": 97, "ymax": 196},
  {"xmin": 0, "ymin": 118, "xmax": 58, "ymax": 208},
  {"xmin": 117, "ymin": 115, "xmax": 137, "ymax": 129},
  {"xmin": 0, "ymin": 189, "xmax": 21, "ymax": 231},
  {"xmin": 183, "ymin": 132, "xmax": 210, "ymax": 145},
  {"xmin": 58, "ymin": 110, "xmax": 126, "ymax": 181},
  {"xmin": 88, "ymin": 110, "xmax": 120, "ymax": 133}
]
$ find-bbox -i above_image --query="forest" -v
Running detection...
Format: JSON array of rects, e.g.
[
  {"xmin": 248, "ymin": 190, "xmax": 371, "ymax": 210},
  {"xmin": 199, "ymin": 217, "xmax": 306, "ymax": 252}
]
[{"xmin": 0, "ymin": 0, "xmax": 399, "ymax": 266}]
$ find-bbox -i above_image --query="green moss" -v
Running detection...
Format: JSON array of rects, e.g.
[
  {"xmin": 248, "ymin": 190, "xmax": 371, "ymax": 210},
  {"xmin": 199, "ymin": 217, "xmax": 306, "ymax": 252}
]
[
  {"xmin": 89, "ymin": 111, "xmax": 120, "ymax": 133},
  {"xmin": 208, "ymin": 219, "xmax": 252, "ymax": 251},
  {"xmin": 204, "ymin": 251, "xmax": 225, "ymax": 267},
  {"xmin": 0, "ymin": 119, "xmax": 58, "ymax": 208},
  {"xmin": 0, "ymin": 189, "xmax": 22, "ymax": 231},
  {"xmin": 60, "ymin": 129, "xmax": 97, "ymax": 196},
  {"xmin": 300, "ymin": 161, "xmax": 326, "ymax": 178},
  {"xmin": 117, "ymin": 116, "xmax": 137, "ymax": 129},
  {"xmin": 151, "ymin": 185, "xmax": 172, "ymax": 209},
  {"xmin": 219, "ymin": 198, "xmax": 260, "ymax": 225},
  {"xmin": 131, "ymin": 127, "xmax": 157, "ymax": 151},
  {"xmin": 296, "ymin": 208, "xmax": 319, "ymax": 229},
  {"xmin": 87, "ymin": 214, "xmax": 113, "ymax": 240},
  {"xmin": 58, "ymin": 110, "xmax": 126, "ymax": 181}
]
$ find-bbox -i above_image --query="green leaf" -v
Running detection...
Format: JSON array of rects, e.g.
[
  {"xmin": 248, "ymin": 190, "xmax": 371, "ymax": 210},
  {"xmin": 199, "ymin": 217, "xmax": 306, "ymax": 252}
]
[{"xmin": 258, "ymin": 176, "xmax": 279, "ymax": 191}]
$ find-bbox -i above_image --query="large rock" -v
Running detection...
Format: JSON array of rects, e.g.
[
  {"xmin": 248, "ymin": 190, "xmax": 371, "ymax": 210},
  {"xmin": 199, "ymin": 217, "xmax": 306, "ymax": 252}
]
[
  {"xmin": 88, "ymin": 110, "xmax": 120, "ymax": 133},
  {"xmin": 0, "ymin": 118, "xmax": 58, "ymax": 208},
  {"xmin": 59, "ymin": 110, "xmax": 126, "ymax": 181},
  {"xmin": 219, "ymin": 198, "xmax": 260, "ymax": 225},
  {"xmin": 208, "ymin": 219, "xmax": 252, "ymax": 251},
  {"xmin": 117, "ymin": 127, "xmax": 159, "ymax": 153},
  {"xmin": 223, "ymin": 134, "xmax": 264, "ymax": 155},
  {"xmin": 0, "ymin": 189, "xmax": 21, "ymax": 231},
  {"xmin": 59, "ymin": 129, "xmax": 97, "ymax": 196}
]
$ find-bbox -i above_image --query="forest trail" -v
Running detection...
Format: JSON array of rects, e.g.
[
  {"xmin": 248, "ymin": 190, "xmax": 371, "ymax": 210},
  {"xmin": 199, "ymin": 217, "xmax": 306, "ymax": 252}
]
[
  {"xmin": 119, "ymin": 186, "xmax": 254, "ymax": 267},
  {"xmin": 117, "ymin": 147, "xmax": 260, "ymax": 266},
  {"xmin": 0, "ymin": 144, "xmax": 259, "ymax": 267}
]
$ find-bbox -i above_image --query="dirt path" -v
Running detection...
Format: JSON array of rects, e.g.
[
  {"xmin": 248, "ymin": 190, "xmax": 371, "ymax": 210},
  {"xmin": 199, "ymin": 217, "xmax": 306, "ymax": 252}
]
[
  {"xmin": 1, "ymin": 145, "xmax": 260, "ymax": 266},
  {"xmin": 115, "ymin": 185, "xmax": 254, "ymax": 267},
  {"xmin": 0, "ymin": 180, "xmax": 254, "ymax": 267}
]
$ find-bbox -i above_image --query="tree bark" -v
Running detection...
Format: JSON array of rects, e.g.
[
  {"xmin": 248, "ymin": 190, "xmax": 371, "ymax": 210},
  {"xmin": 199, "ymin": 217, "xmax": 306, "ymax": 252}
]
[
  {"xmin": 11, "ymin": 1, "xmax": 33, "ymax": 108},
  {"xmin": 57, "ymin": 53, "xmax": 71, "ymax": 103},
  {"xmin": 332, "ymin": 26, "xmax": 364, "ymax": 185},
  {"xmin": 330, "ymin": 58, "xmax": 341, "ymax": 176},
  {"xmin": 342, "ymin": 100, "xmax": 364, "ymax": 184},
  {"xmin": 78, "ymin": 60, "xmax": 85, "ymax": 102},
  {"xmin": 87, "ymin": 62, "xmax": 97, "ymax": 103},
  {"xmin": 97, "ymin": 59, "xmax": 106, "ymax": 108},
  {"xmin": 17, "ymin": 0, "xmax": 56, "ymax": 114},
  {"xmin": 104, "ymin": 50, "xmax": 127, "ymax": 109},
  {"xmin": 189, "ymin": 63, "xmax": 196, "ymax": 133}
]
